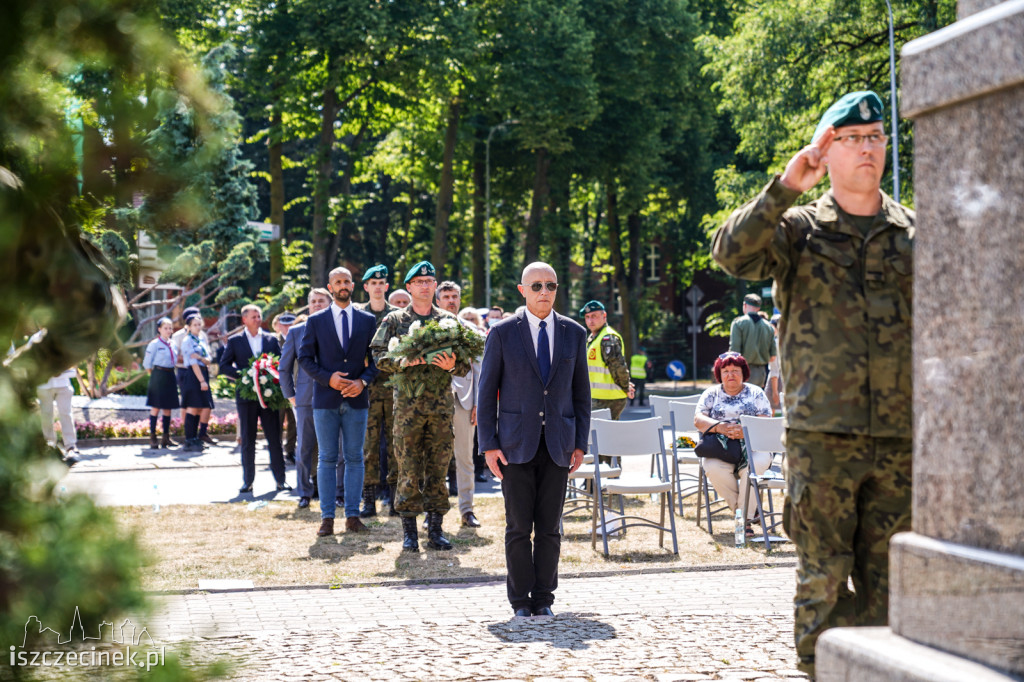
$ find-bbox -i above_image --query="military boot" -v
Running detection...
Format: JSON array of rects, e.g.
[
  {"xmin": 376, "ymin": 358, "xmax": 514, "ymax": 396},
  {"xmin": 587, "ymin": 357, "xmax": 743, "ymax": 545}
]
[
  {"xmin": 149, "ymin": 435, "xmax": 159, "ymax": 450},
  {"xmin": 359, "ymin": 485, "xmax": 377, "ymax": 518},
  {"xmin": 161, "ymin": 433, "xmax": 178, "ymax": 448},
  {"xmin": 401, "ymin": 516, "xmax": 419, "ymax": 552},
  {"xmin": 388, "ymin": 485, "xmax": 398, "ymax": 516},
  {"xmin": 426, "ymin": 512, "xmax": 453, "ymax": 551}
]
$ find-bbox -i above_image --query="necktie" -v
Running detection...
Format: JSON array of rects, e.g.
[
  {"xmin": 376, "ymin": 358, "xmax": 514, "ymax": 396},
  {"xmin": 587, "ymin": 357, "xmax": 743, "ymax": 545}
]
[
  {"xmin": 340, "ymin": 309, "xmax": 349, "ymax": 353},
  {"xmin": 537, "ymin": 320, "xmax": 550, "ymax": 383}
]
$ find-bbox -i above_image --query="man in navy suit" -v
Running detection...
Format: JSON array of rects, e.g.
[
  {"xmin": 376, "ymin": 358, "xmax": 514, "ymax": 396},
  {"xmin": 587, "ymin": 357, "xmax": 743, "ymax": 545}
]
[
  {"xmin": 478, "ymin": 262, "xmax": 591, "ymax": 618},
  {"xmin": 299, "ymin": 267, "xmax": 379, "ymax": 537},
  {"xmin": 219, "ymin": 304, "xmax": 289, "ymax": 494},
  {"xmin": 280, "ymin": 287, "xmax": 333, "ymax": 509}
]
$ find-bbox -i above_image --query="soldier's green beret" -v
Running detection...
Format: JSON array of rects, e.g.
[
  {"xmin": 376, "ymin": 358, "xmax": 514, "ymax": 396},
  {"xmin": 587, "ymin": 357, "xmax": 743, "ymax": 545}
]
[
  {"xmin": 579, "ymin": 300, "xmax": 605, "ymax": 317},
  {"xmin": 404, "ymin": 261, "xmax": 436, "ymax": 284},
  {"xmin": 362, "ymin": 264, "xmax": 388, "ymax": 282},
  {"xmin": 812, "ymin": 91, "xmax": 884, "ymax": 143}
]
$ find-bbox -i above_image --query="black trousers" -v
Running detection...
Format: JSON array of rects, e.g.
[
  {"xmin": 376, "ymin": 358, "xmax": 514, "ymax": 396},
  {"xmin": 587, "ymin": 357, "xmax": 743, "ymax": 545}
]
[
  {"xmin": 237, "ymin": 399, "xmax": 286, "ymax": 487},
  {"xmin": 500, "ymin": 442, "xmax": 569, "ymax": 611}
]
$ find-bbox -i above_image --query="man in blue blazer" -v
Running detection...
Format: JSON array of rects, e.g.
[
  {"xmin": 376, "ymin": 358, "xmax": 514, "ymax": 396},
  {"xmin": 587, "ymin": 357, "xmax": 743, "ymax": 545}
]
[
  {"xmin": 219, "ymin": 304, "xmax": 289, "ymax": 495},
  {"xmin": 478, "ymin": 262, "xmax": 590, "ymax": 618},
  {"xmin": 280, "ymin": 287, "xmax": 334, "ymax": 509},
  {"xmin": 299, "ymin": 267, "xmax": 379, "ymax": 537}
]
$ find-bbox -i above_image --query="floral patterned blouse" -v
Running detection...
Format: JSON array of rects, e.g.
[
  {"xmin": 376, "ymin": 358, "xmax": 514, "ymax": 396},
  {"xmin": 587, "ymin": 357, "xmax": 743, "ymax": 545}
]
[{"xmin": 696, "ymin": 383, "xmax": 772, "ymax": 425}]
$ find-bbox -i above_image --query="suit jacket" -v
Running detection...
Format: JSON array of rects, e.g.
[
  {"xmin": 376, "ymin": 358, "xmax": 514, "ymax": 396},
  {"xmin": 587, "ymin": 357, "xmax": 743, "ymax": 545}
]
[
  {"xmin": 279, "ymin": 322, "xmax": 314, "ymax": 407},
  {"xmin": 219, "ymin": 330, "xmax": 282, "ymax": 404},
  {"xmin": 297, "ymin": 306, "xmax": 379, "ymax": 410},
  {"xmin": 477, "ymin": 309, "xmax": 591, "ymax": 467}
]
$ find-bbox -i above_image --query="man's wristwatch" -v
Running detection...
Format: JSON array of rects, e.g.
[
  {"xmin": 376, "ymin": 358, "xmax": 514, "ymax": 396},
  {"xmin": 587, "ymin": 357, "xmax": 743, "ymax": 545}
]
[{"xmin": 360, "ymin": 379, "xmax": 367, "ymax": 388}]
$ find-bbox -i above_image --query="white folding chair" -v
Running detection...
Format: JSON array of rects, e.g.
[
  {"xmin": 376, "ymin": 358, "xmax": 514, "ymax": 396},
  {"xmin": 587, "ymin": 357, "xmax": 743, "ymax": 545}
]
[
  {"xmin": 666, "ymin": 400, "xmax": 702, "ymax": 515},
  {"xmin": 563, "ymin": 408, "xmax": 618, "ymax": 525},
  {"xmin": 739, "ymin": 415, "xmax": 789, "ymax": 551},
  {"xmin": 590, "ymin": 417, "xmax": 678, "ymax": 557}
]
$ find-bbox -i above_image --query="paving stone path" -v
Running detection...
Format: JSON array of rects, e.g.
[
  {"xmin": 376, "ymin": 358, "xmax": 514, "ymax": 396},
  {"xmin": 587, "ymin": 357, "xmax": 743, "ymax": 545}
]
[{"xmin": 148, "ymin": 567, "xmax": 807, "ymax": 681}]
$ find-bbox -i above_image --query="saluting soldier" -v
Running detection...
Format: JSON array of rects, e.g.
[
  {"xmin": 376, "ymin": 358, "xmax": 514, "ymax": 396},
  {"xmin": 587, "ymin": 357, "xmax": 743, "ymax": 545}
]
[
  {"xmin": 580, "ymin": 300, "xmax": 633, "ymax": 420},
  {"xmin": 370, "ymin": 261, "xmax": 470, "ymax": 552},
  {"xmin": 354, "ymin": 264, "xmax": 399, "ymax": 516},
  {"xmin": 712, "ymin": 91, "xmax": 914, "ymax": 678}
]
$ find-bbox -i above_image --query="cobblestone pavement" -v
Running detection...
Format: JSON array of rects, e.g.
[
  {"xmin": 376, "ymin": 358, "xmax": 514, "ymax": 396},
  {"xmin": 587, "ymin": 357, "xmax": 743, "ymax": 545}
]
[{"xmin": 149, "ymin": 567, "xmax": 806, "ymax": 681}]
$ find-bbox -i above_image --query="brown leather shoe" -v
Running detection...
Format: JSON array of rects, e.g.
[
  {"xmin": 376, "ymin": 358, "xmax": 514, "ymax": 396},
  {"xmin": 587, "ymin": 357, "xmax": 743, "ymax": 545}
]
[
  {"xmin": 461, "ymin": 511, "xmax": 481, "ymax": 528},
  {"xmin": 317, "ymin": 518, "xmax": 334, "ymax": 537},
  {"xmin": 345, "ymin": 517, "xmax": 369, "ymax": 533}
]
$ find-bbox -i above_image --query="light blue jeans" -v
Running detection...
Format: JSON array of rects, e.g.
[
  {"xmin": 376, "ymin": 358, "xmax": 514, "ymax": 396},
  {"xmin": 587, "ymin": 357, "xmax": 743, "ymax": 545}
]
[{"xmin": 313, "ymin": 403, "xmax": 369, "ymax": 519}]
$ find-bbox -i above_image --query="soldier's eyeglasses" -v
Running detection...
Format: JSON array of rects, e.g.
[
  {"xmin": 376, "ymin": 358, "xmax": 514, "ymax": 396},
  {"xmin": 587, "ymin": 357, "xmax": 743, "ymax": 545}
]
[
  {"xmin": 718, "ymin": 351, "xmax": 742, "ymax": 359},
  {"xmin": 833, "ymin": 133, "xmax": 887, "ymax": 148},
  {"xmin": 525, "ymin": 282, "xmax": 558, "ymax": 292}
]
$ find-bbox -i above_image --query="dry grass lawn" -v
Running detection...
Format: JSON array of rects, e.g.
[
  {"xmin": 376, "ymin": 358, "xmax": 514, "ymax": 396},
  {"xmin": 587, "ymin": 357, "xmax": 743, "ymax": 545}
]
[{"xmin": 119, "ymin": 493, "xmax": 794, "ymax": 591}]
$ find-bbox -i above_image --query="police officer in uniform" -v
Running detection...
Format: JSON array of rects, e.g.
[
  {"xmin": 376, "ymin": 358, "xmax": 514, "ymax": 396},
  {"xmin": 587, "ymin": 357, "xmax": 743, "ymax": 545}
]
[
  {"xmin": 370, "ymin": 261, "xmax": 470, "ymax": 551},
  {"xmin": 580, "ymin": 301, "xmax": 633, "ymax": 420},
  {"xmin": 354, "ymin": 264, "xmax": 398, "ymax": 516},
  {"xmin": 713, "ymin": 91, "xmax": 914, "ymax": 677}
]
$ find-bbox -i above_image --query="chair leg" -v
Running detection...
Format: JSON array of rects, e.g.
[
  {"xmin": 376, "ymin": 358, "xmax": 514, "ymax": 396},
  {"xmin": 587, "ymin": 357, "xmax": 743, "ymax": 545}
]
[
  {"xmin": 591, "ymin": 491, "xmax": 598, "ymax": 550},
  {"xmin": 667, "ymin": 490, "xmax": 679, "ymax": 555},
  {"xmin": 702, "ymin": 470, "xmax": 714, "ymax": 535},
  {"xmin": 659, "ymin": 493, "xmax": 666, "ymax": 548},
  {"xmin": 598, "ymin": 488, "xmax": 610, "ymax": 557}
]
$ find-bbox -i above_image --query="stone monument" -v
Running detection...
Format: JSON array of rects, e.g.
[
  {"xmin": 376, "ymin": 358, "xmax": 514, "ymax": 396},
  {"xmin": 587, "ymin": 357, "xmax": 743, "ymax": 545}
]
[{"xmin": 816, "ymin": 0, "xmax": 1024, "ymax": 679}]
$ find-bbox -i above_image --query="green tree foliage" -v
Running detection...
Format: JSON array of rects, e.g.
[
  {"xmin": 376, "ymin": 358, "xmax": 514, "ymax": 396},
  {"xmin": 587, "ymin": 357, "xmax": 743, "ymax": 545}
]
[{"xmin": 0, "ymin": 0, "xmax": 228, "ymax": 669}]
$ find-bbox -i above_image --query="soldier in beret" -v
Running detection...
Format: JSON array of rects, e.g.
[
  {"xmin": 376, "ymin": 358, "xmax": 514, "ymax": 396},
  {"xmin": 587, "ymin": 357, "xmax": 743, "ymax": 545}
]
[
  {"xmin": 580, "ymin": 300, "xmax": 633, "ymax": 420},
  {"xmin": 713, "ymin": 91, "xmax": 913, "ymax": 677},
  {"xmin": 370, "ymin": 261, "xmax": 470, "ymax": 552},
  {"xmin": 355, "ymin": 264, "xmax": 399, "ymax": 516}
]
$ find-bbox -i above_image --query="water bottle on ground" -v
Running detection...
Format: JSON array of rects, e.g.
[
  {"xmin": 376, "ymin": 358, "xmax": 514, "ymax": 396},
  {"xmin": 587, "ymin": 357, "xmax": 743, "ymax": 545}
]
[
  {"xmin": 151, "ymin": 483, "xmax": 160, "ymax": 513},
  {"xmin": 734, "ymin": 508, "xmax": 745, "ymax": 548}
]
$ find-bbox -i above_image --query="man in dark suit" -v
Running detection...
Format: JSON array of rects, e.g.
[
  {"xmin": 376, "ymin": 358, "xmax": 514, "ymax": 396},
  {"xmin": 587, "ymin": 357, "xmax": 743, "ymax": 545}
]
[
  {"xmin": 299, "ymin": 267, "xmax": 379, "ymax": 537},
  {"xmin": 280, "ymin": 287, "xmax": 333, "ymax": 509},
  {"xmin": 478, "ymin": 261, "xmax": 591, "ymax": 618},
  {"xmin": 219, "ymin": 304, "xmax": 289, "ymax": 495}
]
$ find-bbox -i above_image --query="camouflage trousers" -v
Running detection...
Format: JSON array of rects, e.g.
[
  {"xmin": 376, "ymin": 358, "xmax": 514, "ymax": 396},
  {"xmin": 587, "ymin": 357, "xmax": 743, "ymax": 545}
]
[
  {"xmin": 363, "ymin": 389, "xmax": 396, "ymax": 488},
  {"xmin": 393, "ymin": 398, "xmax": 454, "ymax": 517},
  {"xmin": 592, "ymin": 398, "xmax": 627, "ymax": 420},
  {"xmin": 782, "ymin": 429, "xmax": 912, "ymax": 676}
]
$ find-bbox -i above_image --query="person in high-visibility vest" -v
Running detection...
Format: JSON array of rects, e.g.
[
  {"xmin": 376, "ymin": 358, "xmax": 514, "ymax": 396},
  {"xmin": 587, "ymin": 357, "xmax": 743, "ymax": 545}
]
[
  {"xmin": 629, "ymin": 346, "xmax": 653, "ymax": 407},
  {"xmin": 580, "ymin": 300, "xmax": 633, "ymax": 420}
]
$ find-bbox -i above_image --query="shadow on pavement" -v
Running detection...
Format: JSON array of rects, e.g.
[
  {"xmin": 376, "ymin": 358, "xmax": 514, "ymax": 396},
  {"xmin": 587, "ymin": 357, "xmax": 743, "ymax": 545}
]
[{"xmin": 487, "ymin": 612, "xmax": 616, "ymax": 649}]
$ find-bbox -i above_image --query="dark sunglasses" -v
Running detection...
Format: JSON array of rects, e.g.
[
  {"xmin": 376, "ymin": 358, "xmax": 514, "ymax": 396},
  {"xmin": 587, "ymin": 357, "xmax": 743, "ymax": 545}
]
[{"xmin": 525, "ymin": 282, "xmax": 558, "ymax": 292}]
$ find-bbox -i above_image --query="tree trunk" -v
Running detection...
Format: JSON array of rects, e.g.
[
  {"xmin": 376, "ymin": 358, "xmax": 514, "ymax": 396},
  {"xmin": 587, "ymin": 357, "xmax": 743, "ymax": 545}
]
[
  {"xmin": 581, "ymin": 187, "xmax": 603, "ymax": 303},
  {"xmin": 432, "ymin": 98, "xmax": 461, "ymax": 278},
  {"xmin": 624, "ymin": 210, "xmax": 643, "ymax": 356},
  {"xmin": 524, "ymin": 147, "xmax": 550, "ymax": 267},
  {"xmin": 309, "ymin": 82, "xmax": 338, "ymax": 289},
  {"xmin": 605, "ymin": 187, "xmax": 633, "ymax": 359},
  {"xmin": 268, "ymin": 107, "xmax": 285, "ymax": 285},
  {"xmin": 471, "ymin": 134, "xmax": 486, "ymax": 307},
  {"xmin": 549, "ymin": 168, "xmax": 572, "ymax": 313}
]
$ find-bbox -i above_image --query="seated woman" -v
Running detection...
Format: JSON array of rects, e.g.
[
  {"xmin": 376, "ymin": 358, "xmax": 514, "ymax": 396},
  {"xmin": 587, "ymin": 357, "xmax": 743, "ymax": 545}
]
[{"xmin": 694, "ymin": 351, "xmax": 773, "ymax": 536}]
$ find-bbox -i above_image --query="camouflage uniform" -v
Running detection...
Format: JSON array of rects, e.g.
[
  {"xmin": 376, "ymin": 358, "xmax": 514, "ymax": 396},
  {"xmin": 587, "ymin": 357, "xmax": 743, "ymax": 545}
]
[
  {"xmin": 587, "ymin": 325, "xmax": 631, "ymax": 420},
  {"xmin": 713, "ymin": 176, "xmax": 914, "ymax": 676},
  {"xmin": 356, "ymin": 300, "xmax": 398, "ymax": 489},
  {"xmin": 370, "ymin": 305, "xmax": 470, "ymax": 518}
]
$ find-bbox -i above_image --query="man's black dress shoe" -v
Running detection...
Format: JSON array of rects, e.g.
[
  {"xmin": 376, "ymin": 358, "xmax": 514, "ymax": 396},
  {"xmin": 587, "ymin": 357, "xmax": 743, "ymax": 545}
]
[
  {"xmin": 513, "ymin": 608, "xmax": 532, "ymax": 618},
  {"xmin": 239, "ymin": 485, "xmax": 253, "ymax": 494},
  {"xmin": 297, "ymin": 497, "xmax": 310, "ymax": 509},
  {"xmin": 276, "ymin": 483, "xmax": 292, "ymax": 492},
  {"xmin": 533, "ymin": 606, "xmax": 555, "ymax": 617}
]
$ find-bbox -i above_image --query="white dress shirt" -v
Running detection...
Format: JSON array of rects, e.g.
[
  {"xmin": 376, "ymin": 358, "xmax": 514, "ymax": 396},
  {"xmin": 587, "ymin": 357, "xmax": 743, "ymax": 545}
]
[
  {"xmin": 245, "ymin": 329, "xmax": 262, "ymax": 357},
  {"xmin": 332, "ymin": 302, "xmax": 352, "ymax": 348},
  {"xmin": 524, "ymin": 308, "xmax": 555, "ymax": 365}
]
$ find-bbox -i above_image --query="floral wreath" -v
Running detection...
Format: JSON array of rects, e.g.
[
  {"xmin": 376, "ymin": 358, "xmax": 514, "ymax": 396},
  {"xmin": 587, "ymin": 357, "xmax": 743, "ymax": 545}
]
[
  {"xmin": 238, "ymin": 353, "xmax": 290, "ymax": 410},
  {"xmin": 385, "ymin": 318, "xmax": 485, "ymax": 396}
]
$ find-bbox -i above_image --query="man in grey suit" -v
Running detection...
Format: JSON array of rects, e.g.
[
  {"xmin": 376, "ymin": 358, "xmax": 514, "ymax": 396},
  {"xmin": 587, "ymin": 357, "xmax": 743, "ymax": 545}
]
[
  {"xmin": 280, "ymin": 288, "xmax": 332, "ymax": 509},
  {"xmin": 478, "ymin": 262, "xmax": 591, "ymax": 618},
  {"xmin": 436, "ymin": 281, "xmax": 484, "ymax": 528}
]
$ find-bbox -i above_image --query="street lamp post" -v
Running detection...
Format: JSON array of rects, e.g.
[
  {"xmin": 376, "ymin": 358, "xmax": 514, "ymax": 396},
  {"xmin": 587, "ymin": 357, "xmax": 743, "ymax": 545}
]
[
  {"xmin": 484, "ymin": 119, "xmax": 518, "ymax": 308},
  {"xmin": 884, "ymin": 0, "xmax": 900, "ymax": 202}
]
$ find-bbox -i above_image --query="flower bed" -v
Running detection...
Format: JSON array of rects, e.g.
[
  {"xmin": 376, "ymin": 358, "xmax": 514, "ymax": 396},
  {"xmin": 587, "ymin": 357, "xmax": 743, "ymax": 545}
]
[{"xmin": 63, "ymin": 413, "xmax": 239, "ymax": 440}]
